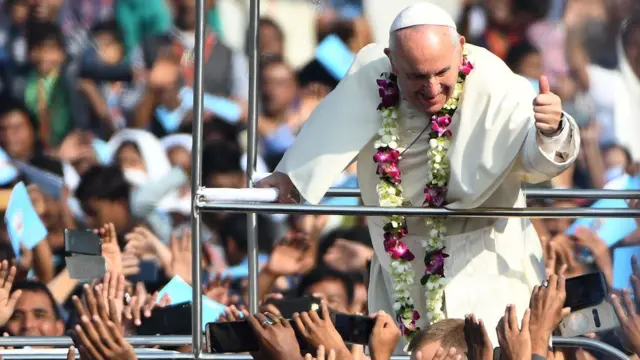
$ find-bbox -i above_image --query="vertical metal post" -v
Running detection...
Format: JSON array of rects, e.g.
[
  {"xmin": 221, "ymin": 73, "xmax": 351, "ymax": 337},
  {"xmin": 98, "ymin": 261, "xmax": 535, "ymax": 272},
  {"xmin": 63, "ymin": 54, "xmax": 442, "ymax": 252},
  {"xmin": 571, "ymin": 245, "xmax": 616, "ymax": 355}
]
[
  {"xmin": 245, "ymin": 0, "xmax": 260, "ymax": 314},
  {"xmin": 191, "ymin": 0, "xmax": 206, "ymax": 356}
]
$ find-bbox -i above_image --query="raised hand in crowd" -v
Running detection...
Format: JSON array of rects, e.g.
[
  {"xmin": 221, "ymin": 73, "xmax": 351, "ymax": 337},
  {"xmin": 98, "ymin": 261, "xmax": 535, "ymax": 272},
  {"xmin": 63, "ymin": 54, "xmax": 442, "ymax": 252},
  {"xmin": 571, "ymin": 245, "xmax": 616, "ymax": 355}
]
[
  {"xmin": 266, "ymin": 231, "xmax": 314, "ymax": 277},
  {"xmin": 217, "ymin": 304, "xmax": 249, "ymax": 323},
  {"xmin": 305, "ymin": 345, "xmax": 336, "ymax": 360},
  {"xmin": 125, "ymin": 227, "xmax": 172, "ymax": 269},
  {"xmin": 293, "ymin": 302, "xmax": 350, "ymax": 358},
  {"xmin": 497, "ymin": 305, "xmax": 531, "ymax": 360},
  {"xmin": 66, "ymin": 346, "xmax": 76, "ymax": 360},
  {"xmin": 464, "ymin": 314, "xmax": 493, "ymax": 360},
  {"xmin": 611, "ymin": 288, "xmax": 640, "ymax": 356},
  {"xmin": 0, "ymin": 261, "xmax": 21, "ymax": 328},
  {"xmin": 166, "ymin": 229, "xmax": 193, "ymax": 284},
  {"xmin": 369, "ymin": 311, "xmax": 401, "ymax": 360},
  {"xmin": 248, "ymin": 312, "xmax": 302, "ymax": 360},
  {"xmin": 258, "ymin": 293, "xmax": 285, "ymax": 317},
  {"xmin": 123, "ymin": 282, "xmax": 170, "ymax": 329},
  {"xmin": 529, "ymin": 274, "xmax": 569, "ymax": 357},
  {"xmin": 71, "ymin": 284, "xmax": 136, "ymax": 360},
  {"xmin": 573, "ymin": 227, "xmax": 613, "ymax": 286},
  {"xmin": 203, "ymin": 273, "xmax": 231, "ymax": 305},
  {"xmin": 97, "ymin": 272, "xmax": 126, "ymax": 326},
  {"xmin": 546, "ymin": 236, "xmax": 584, "ymax": 278},
  {"xmin": 98, "ymin": 223, "xmax": 123, "ymax": 274},
  {"xmin": 544, "ymin": 239, "xmax": 568, "ymax": 278}
]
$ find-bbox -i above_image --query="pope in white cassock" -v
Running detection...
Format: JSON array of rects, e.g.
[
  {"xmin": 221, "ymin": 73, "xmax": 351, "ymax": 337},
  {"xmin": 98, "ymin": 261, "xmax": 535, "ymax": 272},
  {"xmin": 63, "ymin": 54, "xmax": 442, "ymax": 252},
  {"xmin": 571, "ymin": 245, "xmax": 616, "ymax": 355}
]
[{"xmin": 257, "ymin": 2, "xmax": 580, "ymax": 352}]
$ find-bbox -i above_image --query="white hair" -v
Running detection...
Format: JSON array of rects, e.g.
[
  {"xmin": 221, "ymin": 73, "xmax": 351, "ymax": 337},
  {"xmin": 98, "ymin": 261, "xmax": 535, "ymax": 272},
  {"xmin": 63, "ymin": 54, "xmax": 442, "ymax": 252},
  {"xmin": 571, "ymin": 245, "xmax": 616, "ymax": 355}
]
[{"xmin": 388, "ymin": 26, "xmax": 460, "ymax": 55}]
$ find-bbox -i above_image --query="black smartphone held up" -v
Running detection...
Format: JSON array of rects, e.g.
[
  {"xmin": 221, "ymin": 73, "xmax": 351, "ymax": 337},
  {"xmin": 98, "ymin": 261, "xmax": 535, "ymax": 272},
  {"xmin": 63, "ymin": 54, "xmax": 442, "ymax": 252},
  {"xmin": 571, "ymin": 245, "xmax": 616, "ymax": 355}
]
[
  {"xmin": 331, "ymin": 312, "xmax": 375, "ymax": 345},
  {"xmin": 64, "ymin": 229, "xmax": 101, "ymax": 256},
  {"xmin": 564, "ymin": 272, "xmax": 608, "ymax": 311},
  {"xmin": 265, "ymin": 296, "xmax": 322, "ymax": 319},
  {"xmin": 127, "ymin": 260, "xmax": 160, "ymax": 283},
  {"xmin": 137, "ymin": 302, "xmax": 192, "ymax": 335},
  {"xmin": 205, "ymin": 321, "xmax": 259, "ymax": 353}
]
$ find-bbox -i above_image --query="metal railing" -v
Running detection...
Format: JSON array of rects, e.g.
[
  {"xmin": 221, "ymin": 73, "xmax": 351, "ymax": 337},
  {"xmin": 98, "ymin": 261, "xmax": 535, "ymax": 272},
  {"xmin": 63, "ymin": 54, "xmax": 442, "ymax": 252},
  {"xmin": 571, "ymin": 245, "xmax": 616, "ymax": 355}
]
[
  {"xmin": 323, "ymin": 188, "xmax": 640, "ymax": 199},
  {"xmin": 0, "ymin": 337, "xmax": 630, "ymax": 359}
]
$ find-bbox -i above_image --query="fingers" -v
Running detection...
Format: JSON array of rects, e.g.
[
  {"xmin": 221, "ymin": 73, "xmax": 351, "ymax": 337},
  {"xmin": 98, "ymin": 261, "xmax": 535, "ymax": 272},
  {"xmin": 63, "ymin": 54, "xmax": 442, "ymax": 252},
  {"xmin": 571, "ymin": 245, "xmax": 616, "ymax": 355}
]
[
  {"xmin": 622, "ymin": 289, "xmax": 637, "ymax": 316},
  {"xmin": 317, "ymin": 344, "xmax": 326, "ymax": 360},
  {"xmin": 521, "ymin": 308, "xmax": 531, "ymax": 330},
  {"xmin": 0, "ymin": 260, "xmax": 8, "ymax": 288},
  {"xmin": 73, "ymin": 323, "xmax": 102, "ymax": 360},
  {"xmin": 507, "ymin": 304, "xmax": 518, "ymax": 331},
  {"xmin": 539, "ymin": 75, "xmax": 551, "ymax": 94},
  {"xmin": 66, "ymin": 346, "xmax": 76, "ymax": 360},
  {"xmin": 247, "ymin": 314, "xmax": 266, "ymax": 337},
  {"xmin": 610, "ymin": 293, "xmax": 627, "ymax": 322},
  {"xmin": 293, "ymin": 312, "xmax": 308, "ymax": 337}
]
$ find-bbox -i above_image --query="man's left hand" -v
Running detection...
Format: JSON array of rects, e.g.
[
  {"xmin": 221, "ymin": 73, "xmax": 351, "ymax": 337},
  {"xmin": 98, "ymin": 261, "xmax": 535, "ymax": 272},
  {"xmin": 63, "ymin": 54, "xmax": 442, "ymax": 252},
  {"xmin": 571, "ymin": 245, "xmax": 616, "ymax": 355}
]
[{"xmin": 534, "ymin": 75, "xmax": 563, "ymax": 136}]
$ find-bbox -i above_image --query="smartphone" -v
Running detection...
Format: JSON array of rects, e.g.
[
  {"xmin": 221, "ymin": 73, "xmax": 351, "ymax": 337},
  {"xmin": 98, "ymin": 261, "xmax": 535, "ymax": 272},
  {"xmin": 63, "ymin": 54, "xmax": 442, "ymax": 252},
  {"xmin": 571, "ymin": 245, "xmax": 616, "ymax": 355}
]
[
  {"xmin": 205, "ymin": 320, "xmax": 258, "ymax": 353},
  {"xmin": 559, "ymin": 300, "xmax": 620, "ymax": 337},
  {"xmin": 564, "ymin": 272, "xmax": 608, "ymax": 311},
  {"xmin": 332, "ymin": 313, "xmax": 375, "ymax": 345},
  {"xmin": 65, "ymin": 254, "xmax": 106, "ymax": 280},
  {"xmin": 127, "ymin": 260, "xmax": 159, "ymax": 283},
  {"xmin": 64, "ymin": 229, "xmax": 101, "ymax": 256},
  {"xmin": 137, "ymin": 302, "xmax": 192, "ymax": 335},
  {"xmin": 265, "ymin": 296, "xmax": 322, "ymax": 319}
]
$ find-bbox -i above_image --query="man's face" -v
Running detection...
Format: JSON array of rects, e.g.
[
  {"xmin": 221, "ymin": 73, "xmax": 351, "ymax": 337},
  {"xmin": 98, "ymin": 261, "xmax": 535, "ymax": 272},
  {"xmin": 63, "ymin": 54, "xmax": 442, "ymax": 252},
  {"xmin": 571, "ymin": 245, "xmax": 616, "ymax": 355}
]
[
  {"xmin": 261, "ymin": 62, "xmax": 297, "ymax": 117},
  {"xmin": 28, "ymin": 0, "xmax": 62, "ymax": 20},
  {"xmin": 30, "ymin": 41, "xmax": 65, "ymax": 76},
  {"xmin": 305, "ymin": 278, "xmax": 350, "ymax": 311},
  {"xmin": 173, "ymin": 0, "xmax": 215, "ymax": 30},
  {"xmin": 259, "ymin": 23, "xmax": 284, "ymax": 57},
  {"xmin": 6, "ymin": 290, "xmax": 64, "ymax": 337},
  {"xmin": 82, "ymin": 198, "xmax": 128, "ymax": 230},
  {"xmin": 388, "ymin": 27, "xmax": 465, "ymax": 115},
  {"xmin": 0, "ymin": 110, "xmax": 35, "ymax": 160}
]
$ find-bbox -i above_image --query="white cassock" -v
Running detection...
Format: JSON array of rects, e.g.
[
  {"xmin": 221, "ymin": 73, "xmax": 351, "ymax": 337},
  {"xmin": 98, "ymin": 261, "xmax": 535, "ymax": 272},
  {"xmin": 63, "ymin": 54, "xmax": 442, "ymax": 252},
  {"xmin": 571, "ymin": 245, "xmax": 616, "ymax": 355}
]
[{"xmin": 275, "ymin": 41, "xmax": 580, "ymax": 351}]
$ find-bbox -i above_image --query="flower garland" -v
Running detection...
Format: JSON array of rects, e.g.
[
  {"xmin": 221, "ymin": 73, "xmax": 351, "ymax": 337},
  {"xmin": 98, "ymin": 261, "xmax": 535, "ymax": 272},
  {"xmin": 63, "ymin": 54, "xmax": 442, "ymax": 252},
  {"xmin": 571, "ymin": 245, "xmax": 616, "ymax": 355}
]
[{"xmin": 374, "ymin": 55, "xmax": 473, "ymax": 344}]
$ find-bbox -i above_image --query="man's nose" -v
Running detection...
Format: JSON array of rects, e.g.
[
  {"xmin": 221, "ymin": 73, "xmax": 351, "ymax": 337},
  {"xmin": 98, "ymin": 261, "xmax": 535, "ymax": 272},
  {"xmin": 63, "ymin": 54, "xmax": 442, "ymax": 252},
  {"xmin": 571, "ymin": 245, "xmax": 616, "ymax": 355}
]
[
  {"xmin": 423, "ymin": 79, "xmax": 441, "ymax": 98},
  {"xmin": 21, "ymin": 315, "xmax": 38, "ymax": 334}
]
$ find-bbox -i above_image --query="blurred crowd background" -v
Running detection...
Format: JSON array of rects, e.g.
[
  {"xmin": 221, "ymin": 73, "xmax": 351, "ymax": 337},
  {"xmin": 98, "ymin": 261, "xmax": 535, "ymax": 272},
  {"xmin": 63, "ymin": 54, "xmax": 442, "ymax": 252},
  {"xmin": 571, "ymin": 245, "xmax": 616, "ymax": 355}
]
[{"xmin": 0, "ymin": 0, "xmax": 638, "ymax": 359}]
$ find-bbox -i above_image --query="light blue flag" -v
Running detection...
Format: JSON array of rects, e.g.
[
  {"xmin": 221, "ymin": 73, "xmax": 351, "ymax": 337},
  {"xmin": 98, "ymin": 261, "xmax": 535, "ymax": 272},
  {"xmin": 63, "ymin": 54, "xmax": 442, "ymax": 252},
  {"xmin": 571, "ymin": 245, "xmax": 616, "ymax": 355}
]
[
  {"xmin": 15, "ymin": 161, "xmax": 64, "ymax": 199},
  {"xmin": 4, "ymin": 182, "xmax": 48, "ymax": 259},
  {"xmin": 613, "ymin": 246, "xmax": 640, "ymax": 289},
  {"xmin": 566, "ymin": 176, "xmax": 640, "ymax": 246},
  {"xmin": 156, "ymin": 276, "xmax": 227, "ymax": 330},
  {"xmin": 0, "ymin": 147, "xmax": 18, "ymax": 186},
  {"xmin": 92, "ymin": 139, "xmax": 113, "ymax": 164},
  {"xmin": 315, "ymin": 34, "xmax": 355, "ymax": 81},
  {"xmin": 221, "ymin": 254, "xmax": 269, "ymax": 280},
  {"xmin": 179, "ymin": 87, "xmax": 242, "ymax": 124},
  {"xmin": 155, "ymin": 106, "xmax": 185, "ymax": 134}
]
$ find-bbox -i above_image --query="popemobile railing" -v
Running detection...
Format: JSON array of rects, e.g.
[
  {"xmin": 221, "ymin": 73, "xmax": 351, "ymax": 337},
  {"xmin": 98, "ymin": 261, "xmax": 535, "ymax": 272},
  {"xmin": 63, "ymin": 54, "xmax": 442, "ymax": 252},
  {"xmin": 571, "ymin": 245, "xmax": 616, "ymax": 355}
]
[
  {"xmin": 0, "ymin": 336, "xmax": 631, "ymax": 359},
  {"xmin": 2, "ymin": 0, "xmax": 638, "ymax": 356}
]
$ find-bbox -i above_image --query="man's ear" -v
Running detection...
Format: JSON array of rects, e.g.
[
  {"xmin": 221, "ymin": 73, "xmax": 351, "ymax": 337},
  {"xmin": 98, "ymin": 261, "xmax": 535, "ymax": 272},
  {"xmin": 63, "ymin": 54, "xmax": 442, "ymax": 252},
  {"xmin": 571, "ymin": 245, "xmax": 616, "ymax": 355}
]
[{"xmin": 458, "ymin": 35, "xmax": 466, "ymax": 49}]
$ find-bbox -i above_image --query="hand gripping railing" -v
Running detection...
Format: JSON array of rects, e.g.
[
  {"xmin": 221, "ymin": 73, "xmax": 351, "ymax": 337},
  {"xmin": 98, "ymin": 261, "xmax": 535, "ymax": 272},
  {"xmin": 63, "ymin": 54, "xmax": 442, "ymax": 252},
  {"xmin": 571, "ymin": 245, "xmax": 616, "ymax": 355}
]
[{"xmin": 0, "ymin": 336, "xmax": 630, "ymax": 359}]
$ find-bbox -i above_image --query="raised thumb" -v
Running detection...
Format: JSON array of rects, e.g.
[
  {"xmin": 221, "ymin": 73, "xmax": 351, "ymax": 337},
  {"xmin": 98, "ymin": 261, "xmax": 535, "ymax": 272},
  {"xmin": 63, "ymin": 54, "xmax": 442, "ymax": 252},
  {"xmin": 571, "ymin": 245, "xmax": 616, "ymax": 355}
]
[{"xmin": 539, "ymin": 75, "xmax": 551, "ymax": 94}]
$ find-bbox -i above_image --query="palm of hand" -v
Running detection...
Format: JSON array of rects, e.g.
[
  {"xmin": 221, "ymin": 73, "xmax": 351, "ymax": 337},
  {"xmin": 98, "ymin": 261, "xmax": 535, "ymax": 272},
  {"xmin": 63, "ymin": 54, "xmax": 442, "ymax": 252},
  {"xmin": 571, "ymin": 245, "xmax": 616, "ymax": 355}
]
[
  {"xmin": 0, "ymin": 288, "xmax": 14, "ymax": 326},
  {"xmin": 268, "ymin": 246, "xmax": 305, "ymax": 276},
  {"xmin": 170, "ymin": 251, "xmax": 192, "ymax": 283}
]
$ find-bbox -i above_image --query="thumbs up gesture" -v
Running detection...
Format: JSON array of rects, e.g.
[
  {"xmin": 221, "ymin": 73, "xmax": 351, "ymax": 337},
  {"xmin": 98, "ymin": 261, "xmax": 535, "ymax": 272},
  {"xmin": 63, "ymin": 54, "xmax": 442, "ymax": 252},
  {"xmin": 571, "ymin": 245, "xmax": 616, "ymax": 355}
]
[{"xmin": 534, "ymin": 75, "xmax": 564, "ymax": 136}]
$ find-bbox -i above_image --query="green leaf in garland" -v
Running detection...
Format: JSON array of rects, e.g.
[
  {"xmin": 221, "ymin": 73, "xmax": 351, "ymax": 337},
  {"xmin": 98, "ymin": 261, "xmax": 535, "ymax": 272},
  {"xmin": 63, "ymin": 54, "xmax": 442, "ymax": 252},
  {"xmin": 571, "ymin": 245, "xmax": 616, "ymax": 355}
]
[{"xmin": 420, "ymin": 274, "xmax": 430, "ymax": 286}]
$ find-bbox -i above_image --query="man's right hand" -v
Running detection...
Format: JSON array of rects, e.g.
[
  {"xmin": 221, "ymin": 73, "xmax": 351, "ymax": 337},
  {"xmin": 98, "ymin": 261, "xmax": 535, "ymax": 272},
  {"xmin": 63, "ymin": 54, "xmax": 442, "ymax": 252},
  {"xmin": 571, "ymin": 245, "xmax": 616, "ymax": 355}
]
[{"xmin": 255, "ymin": 172, "xmax": 299, "ymax": 204}]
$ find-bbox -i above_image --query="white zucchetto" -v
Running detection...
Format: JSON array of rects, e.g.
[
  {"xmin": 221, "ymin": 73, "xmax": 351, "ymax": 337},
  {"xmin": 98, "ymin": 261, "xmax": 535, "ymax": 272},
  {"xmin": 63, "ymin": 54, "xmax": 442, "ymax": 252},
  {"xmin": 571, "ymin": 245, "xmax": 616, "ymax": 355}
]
[{"xmin": 389, "ymin": 2, "xmax": 457, "ymax": 33}]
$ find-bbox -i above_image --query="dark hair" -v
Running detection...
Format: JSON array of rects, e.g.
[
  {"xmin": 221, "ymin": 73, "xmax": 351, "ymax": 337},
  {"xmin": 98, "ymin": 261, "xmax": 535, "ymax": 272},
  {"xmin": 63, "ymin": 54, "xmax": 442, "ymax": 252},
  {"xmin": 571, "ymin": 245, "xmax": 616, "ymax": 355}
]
[
  {"xmin": 512, "ymin": 0, "xmax": 551, "ymax": 20},
  {"xmin": 506, "ymin": 40, "xmax": 539, "ymax": 72},
  {"xmin": 297, "ymin": 266, "xmax": 355, "ymax": 305},
  {"xmin": 261, "ymin": 18, "xmax": 284, "ymax": 40},
  {"xmin": 201, "ymin": 117, "xmax": 240, "ymax": 144},
  {"xmin": 0, "ymin": 97, "xmax": 44, "ymax": 155},
  {"xmin": 11, "ymin": 280, "xmax": 62, "ymax": 320},
  {"xmin": 75, "ymin": 165, "xmax": 131, "ymax": 204},
  {"xmin": 90, "ymin": 19, "xmax": 123, "ymax": 42},
  {"xmin": 26, "ymin": 21, "xmax": 65, "ymax": 53},
  {"xmin": 218, "ymin": 213, "xmax": 277, "ymax": 255},
  {"xmin": 601, "ymin": 144, "xmax": 633, "ymax": 165},
  {"xmin": 201, "ymin": 140, "xmax": 243, "ymax": 185}
]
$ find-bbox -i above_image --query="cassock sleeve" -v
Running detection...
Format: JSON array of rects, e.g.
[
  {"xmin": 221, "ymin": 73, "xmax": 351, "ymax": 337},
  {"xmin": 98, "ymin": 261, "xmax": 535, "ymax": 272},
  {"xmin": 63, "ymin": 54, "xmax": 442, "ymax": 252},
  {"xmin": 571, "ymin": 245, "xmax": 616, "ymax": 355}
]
[
  {"xmin": 518, "ymin": 80, "xmax": 581, "ymax": 183},
  {"xmin": 274, "ymin": 44, "xmax": 390, "ymax": 204}
]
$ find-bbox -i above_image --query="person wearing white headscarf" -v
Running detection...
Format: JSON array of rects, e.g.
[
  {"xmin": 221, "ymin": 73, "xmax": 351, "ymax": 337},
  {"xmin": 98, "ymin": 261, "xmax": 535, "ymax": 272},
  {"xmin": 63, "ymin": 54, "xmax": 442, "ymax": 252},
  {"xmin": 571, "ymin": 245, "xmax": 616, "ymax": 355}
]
[
  {"xmin": 108, "ymin": 129, "xmax": 189, "ymax": 243},
  {"xmin": 258, "ymin": 2, "xmax": 580, "ymax": 351}
]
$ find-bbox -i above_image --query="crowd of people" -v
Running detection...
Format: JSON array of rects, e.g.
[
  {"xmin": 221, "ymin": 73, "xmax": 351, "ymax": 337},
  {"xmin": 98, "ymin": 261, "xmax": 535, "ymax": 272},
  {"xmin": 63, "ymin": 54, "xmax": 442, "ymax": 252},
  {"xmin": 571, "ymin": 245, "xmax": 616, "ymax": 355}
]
[{"xmin": 0, "ymin": 0, "xmax": 637, "ymax": 359}]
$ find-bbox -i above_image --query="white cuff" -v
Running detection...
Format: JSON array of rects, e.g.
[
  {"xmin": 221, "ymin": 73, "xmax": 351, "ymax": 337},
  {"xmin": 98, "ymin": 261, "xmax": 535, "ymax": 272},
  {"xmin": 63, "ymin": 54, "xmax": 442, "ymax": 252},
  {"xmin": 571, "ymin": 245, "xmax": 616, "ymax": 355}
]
[{"xmin": 537, "ymin": 113, "xmax": 572, "ymax": 163}]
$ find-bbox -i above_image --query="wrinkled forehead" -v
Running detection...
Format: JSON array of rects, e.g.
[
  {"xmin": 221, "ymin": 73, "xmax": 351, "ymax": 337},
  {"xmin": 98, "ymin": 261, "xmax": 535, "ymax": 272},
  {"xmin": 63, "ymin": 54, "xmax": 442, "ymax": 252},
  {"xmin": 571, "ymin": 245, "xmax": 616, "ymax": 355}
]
[{"xmin": 392, "ymin": 28, "xmax": 458, "ymax": 74}]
